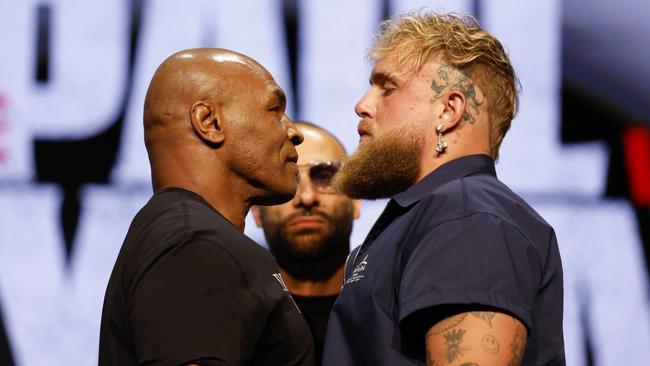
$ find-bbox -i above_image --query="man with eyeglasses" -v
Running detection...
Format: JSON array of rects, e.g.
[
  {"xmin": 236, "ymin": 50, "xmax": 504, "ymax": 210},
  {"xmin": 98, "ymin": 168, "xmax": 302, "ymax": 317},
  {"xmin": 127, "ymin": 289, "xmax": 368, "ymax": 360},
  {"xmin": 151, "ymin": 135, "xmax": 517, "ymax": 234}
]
[{"xmin": 252, "ymin": 121, "xmax": 360, "ymax": 365}]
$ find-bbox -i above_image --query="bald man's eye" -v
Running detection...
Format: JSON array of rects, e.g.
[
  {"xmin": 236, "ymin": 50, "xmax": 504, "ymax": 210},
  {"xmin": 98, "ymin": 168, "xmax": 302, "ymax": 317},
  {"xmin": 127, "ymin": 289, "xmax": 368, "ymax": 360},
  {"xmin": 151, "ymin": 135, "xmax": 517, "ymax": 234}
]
[{"xmin": 268, "ymin": 104, "xmax": 283, "ymax": 113}]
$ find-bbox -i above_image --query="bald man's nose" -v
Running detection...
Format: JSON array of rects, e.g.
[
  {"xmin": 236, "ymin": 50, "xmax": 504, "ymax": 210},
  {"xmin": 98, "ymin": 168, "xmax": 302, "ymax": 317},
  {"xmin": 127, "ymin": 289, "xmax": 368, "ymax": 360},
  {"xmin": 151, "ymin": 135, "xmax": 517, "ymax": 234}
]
[
  {"xmin": 294, "ymin": 173, "xmax": 318, "ymax": 208},
  {"xmin": 284, "ymin": 116, "xmax": 304, "ymax": 145}
]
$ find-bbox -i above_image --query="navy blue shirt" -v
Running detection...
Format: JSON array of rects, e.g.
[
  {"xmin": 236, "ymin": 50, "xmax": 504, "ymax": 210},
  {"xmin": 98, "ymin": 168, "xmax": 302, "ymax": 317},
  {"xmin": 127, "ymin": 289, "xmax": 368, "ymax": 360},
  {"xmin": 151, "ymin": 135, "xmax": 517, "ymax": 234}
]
[{"xmin": 323, "ymin": 155, "xmax": 565, "ymax": 365}]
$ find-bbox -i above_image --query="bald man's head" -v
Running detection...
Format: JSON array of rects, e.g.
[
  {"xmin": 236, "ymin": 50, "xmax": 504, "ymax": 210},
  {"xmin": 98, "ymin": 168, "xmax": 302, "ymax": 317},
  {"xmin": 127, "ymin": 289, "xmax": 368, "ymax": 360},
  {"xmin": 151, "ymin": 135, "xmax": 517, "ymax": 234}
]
[
  {"xmin": 293, "ymin": 121, "xmax": 348, "ymax": 156},
  {"xmin": 144, "ymin": 48, "xmax": 268, "ymax": 146},
  {"xmin": 253, "ymin": 121, "xmax": 359, "ymax": 283},
  {"xmin": 143, "ymin": 48, "xmax": 304, "ymax": 210}
]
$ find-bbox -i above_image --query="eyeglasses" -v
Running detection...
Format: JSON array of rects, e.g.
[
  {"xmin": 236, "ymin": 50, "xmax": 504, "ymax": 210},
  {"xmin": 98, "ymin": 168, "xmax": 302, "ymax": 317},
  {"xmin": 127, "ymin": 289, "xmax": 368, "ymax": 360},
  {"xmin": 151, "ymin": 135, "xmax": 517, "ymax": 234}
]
[{"xmin": 297, "ymin": 160, "xmax": 342, "ymax": 194}]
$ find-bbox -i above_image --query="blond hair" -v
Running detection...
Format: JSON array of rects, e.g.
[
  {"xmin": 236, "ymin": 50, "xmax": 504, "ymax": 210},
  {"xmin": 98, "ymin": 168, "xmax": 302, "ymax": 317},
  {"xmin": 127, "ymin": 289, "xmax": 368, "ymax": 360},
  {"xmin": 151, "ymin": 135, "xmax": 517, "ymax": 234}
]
[{"xmin": 371, "ymin": 11, "xmax": 519, "ymax": 160}]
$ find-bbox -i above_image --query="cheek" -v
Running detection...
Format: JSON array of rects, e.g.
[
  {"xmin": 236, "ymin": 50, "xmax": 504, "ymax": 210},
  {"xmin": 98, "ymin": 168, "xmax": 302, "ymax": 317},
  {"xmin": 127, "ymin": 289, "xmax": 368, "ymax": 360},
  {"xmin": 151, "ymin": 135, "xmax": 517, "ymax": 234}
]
[
  {"xmin": 322, "ymin": 197, "xmax": 355, "ymax": 217},
  {"xmin": 375, "ymin": 99, "xmax": 412, "ymax": 128},
  {"xmin": 388, "ymin": 92, "xmax": 429, "ymax": 115},
  {"xmin": 264, "ymin": 122, "xmax": 290, "ymax": 151},
  {"xmin": 262, "ymin": 204, "xmax": 294, "ymax": 223}
]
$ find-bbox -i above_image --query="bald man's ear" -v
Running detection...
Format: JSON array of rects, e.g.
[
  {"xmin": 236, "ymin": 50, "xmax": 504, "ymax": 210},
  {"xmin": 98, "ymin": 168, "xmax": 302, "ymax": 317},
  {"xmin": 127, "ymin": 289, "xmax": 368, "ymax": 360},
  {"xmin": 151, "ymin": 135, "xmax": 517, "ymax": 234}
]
[
  {"xmin": 190, "ymin": 101, "xmax": 225, "ymax": 145},
  {"xmin": 251, "ymin": 206, "xmax": 263, "ymax": 227}
]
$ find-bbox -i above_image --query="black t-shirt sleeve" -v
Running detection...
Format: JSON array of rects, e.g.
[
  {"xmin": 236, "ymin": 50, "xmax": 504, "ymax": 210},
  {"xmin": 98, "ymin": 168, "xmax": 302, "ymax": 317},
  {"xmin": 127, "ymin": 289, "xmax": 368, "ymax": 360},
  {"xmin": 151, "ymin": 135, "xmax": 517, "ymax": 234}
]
[
  {"xmin": 128, "ymin": 239, "xmax": 256, "ymax": 365},
  {"xmin": 398, "ymin": 213, "xmax": 541, "ymax": 333}
]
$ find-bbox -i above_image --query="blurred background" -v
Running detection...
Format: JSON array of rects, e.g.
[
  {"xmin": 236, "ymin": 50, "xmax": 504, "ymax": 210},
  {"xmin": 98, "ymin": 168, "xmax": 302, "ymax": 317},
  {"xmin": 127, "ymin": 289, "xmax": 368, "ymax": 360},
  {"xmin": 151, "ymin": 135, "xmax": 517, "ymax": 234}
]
[{"xmin": 1, "ymin": 0, "xmax": 649, "ymax": 364}]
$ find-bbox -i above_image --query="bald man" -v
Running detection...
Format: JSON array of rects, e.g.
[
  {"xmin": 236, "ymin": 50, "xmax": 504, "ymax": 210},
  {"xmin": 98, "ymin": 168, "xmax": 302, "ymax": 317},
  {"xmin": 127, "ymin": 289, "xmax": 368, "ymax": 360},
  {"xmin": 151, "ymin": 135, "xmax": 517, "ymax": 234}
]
[
  {"xmin": 252, "ymin": 122, "xmax": 360, "ymax": 364},
  {"xmin": 99, "ymin": 49, "xmax": 315, "ymax": 365}
]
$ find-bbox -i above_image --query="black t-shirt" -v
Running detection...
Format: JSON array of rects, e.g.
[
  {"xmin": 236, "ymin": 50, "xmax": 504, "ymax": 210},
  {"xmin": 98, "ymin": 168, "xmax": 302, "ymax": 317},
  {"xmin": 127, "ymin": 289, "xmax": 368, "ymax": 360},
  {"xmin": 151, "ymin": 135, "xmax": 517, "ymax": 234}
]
[
  {"xmin": 99, "ymin": 188, "xmax": 315, "ymax": 365},
  {"xmin": 292, "ymin": 294, "xmax": 337, "ymax": 366},
  {"xmin": 0, "ymin": 302, "xmax": 14, "ymax": 365}
]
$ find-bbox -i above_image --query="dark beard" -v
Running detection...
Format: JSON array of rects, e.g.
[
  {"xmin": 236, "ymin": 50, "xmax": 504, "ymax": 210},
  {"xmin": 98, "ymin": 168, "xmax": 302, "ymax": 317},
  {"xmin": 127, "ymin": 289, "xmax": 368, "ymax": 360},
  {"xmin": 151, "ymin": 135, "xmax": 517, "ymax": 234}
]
[
  {"xmin": 260, "ymin": 205, "xmax": 354, "ymax": 281},
  {"xmin": 332, "ymin": 126, "xmax": 424, "ymax": 199}
]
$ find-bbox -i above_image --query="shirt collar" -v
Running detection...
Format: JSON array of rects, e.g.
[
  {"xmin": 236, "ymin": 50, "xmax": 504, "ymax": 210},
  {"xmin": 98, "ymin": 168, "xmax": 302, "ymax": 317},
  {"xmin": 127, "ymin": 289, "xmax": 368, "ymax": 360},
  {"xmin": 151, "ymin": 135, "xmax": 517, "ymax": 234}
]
[{"xmin": 393, "ymin": 154, "xmax": 496, "ymax": 207}]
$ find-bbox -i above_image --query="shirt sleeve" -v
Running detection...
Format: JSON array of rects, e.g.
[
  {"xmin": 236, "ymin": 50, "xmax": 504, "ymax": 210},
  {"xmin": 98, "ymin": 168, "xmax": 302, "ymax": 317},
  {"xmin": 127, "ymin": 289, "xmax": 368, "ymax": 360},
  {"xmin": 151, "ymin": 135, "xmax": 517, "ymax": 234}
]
[
  {"xmin": 398, "ymin": 213, "xmax": 542, "ymax": 332},
  {"xmin": 127, "ymin": 238, "xmax": 256, "ymax": 366}
]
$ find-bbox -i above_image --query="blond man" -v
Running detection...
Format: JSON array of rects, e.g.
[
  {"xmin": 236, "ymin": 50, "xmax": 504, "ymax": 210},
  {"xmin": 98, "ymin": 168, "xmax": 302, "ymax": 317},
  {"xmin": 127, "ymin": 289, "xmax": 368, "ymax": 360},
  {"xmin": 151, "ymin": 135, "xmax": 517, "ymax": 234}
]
[{"xmin": 323, "ymin": 12, "xmax": 564, "ymax": 366}]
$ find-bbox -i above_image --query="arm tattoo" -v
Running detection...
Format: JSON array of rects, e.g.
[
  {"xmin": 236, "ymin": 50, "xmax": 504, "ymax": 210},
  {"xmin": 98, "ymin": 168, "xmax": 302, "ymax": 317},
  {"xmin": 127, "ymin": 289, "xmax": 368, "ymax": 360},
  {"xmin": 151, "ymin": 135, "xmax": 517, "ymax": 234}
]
[
  {"xmin": 481, "ymin": 334, "xmax": 499, "ymax": 354},
  {"xmin": 430, "ymin": 65, "xmax": 484, "ymax": 124},
  {"xmin": 471, "ymin": 311, "xmax": 495, "ymax": 328},
  {"xmin": 507, "ymin": 325, "xmax": 526, "ymax": 366},
  {"xmin": 430, "ymin": 313, "xmax": 469, "ymax": 335},
  {"xmin": 443, "ymin": 329, "xmax": 472, "ymax": 363}
]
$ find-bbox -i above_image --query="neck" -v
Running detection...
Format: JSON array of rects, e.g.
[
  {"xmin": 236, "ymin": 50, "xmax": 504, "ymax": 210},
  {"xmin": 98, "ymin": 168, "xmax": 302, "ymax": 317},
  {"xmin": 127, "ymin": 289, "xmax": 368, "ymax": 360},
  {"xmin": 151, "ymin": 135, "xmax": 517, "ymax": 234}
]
[
  {"xmin": 417, "ymin": 131, "xmax": 491, "ymax": 182},
  {"xmin": 280, "ymin": 264, "xmax": 344, "ymax": 296},
  {"xmin": 149, "ymin": 143, "xmax": 255, "ymax": 232},
  {"xmin": 272, "ymin": 239, "xmax": 349, "ymax": 295},
  {"xmin": 157, "ymin": 180, "xmax": 250, "ymax": 231},
  {"xmin": 152, "ymin": 160, "xmax": 251, "ymax": 231}
]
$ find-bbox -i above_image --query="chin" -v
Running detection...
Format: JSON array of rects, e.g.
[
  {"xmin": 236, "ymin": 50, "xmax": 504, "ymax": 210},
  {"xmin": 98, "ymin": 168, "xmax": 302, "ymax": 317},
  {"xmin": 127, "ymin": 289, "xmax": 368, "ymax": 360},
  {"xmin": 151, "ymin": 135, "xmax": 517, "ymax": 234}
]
[
  {"xmin": 252, "ymin": 192, "xmax": 293, "ymax": 206},
  {"xmin": 251, "ymin": 183, "xmax": 296, "ymax": 206},
  {"xmin": 250, "ymin": 174, "xmax": 297, "ymax": 206}
]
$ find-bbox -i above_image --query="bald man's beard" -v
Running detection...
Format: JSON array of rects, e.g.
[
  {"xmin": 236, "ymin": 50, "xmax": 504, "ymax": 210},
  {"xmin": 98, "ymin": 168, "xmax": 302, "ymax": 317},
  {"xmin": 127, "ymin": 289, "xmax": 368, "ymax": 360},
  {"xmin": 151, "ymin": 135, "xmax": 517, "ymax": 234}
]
[
  {"xmin": 333, "ymin": 125, "xmax": 424, "ymax": 199},
  {"xmin": 260, "ymin": 204, "xmax": 354, "ymax": 281}
]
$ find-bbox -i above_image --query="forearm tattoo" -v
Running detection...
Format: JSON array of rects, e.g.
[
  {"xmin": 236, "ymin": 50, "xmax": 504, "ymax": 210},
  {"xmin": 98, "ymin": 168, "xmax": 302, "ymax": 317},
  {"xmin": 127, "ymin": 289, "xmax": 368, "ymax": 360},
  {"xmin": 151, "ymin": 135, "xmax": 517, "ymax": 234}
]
[
  {"xmin": 471, "ymin": 311, "xmax": 495, "ymax": 328},
  {"xmin": 430, "ymin": 313, "xmax": 469, "ymax": 335},
  {"xmin": 481, "ymin": 335, "xmax": 499, "ymax": 354},
  {"xmin": 443, "ymin": 329, "xmax": 472, "ymax": 363},
  {"xmin": 425, "ymin": 312, "xmax": 526, "ymax": 366}
]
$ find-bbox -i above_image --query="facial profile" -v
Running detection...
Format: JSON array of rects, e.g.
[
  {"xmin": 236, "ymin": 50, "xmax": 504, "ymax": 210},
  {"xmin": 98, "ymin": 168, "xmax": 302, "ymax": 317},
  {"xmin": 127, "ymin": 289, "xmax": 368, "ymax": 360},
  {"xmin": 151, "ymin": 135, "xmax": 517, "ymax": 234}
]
[
  {"xmin": 368, "ymin": 12, "xmax": 519, "ymax": 160},
  {"xmin": 253, "ymin": 123, "xmax": 360, "ymax": 280},
  {"xmin": 332, "ymin": 56, "xmax": 430, "ymax": 199},
  {"xmin": 142, "ymin": 48, "xmax": 304, "ymax": 230},
  {"xmin": 333, "ymin": 120, "xmax": 425, "ymax": 200},
  {"xmin": 222, "ymin": 70, "xmax": 304, "ymax": 206}
]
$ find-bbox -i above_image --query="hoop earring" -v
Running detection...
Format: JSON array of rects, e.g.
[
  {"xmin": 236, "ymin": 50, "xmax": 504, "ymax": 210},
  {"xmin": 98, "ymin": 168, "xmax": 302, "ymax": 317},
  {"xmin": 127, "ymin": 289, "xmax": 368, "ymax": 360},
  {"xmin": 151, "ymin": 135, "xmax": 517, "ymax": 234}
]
[{"xmin": 435, "ymin": 124, "xmax": 448, "ymax": 154}]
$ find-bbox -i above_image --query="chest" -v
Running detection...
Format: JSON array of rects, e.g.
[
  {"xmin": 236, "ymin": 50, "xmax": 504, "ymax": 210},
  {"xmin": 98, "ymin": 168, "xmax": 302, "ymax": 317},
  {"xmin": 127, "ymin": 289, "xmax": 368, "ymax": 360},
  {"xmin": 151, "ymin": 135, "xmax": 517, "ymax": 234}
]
[{"xmin": 339, "ymin": 211, "xmax": 423, "ymax": 324}]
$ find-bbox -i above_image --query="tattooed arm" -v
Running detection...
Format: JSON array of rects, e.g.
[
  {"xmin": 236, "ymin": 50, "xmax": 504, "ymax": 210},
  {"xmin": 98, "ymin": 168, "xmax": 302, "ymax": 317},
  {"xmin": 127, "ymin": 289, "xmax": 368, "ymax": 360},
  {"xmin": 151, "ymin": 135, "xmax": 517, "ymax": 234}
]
[{"xmin": 424, "ymin": 311, "xmax": 527, "ymax": 366}]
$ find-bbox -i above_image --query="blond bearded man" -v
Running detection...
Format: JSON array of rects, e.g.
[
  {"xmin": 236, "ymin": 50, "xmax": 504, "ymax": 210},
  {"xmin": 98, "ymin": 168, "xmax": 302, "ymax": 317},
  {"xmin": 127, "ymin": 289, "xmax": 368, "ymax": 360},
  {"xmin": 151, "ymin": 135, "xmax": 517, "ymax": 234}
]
[{"xmin": 323, "ymin": 13, "xmax": 565, "ymax": 366}]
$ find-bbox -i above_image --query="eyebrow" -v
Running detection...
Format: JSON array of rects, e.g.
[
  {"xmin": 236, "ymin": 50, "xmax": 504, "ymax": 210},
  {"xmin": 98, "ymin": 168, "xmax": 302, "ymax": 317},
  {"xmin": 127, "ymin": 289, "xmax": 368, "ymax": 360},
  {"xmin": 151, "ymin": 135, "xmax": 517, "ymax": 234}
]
[
  {"xmin": 270, "ymin": 87, "xmax": 287, "ymax": 108},
  {"xmin": 369, "ymin": 71, "xmax": 399, "ymax": 86}
]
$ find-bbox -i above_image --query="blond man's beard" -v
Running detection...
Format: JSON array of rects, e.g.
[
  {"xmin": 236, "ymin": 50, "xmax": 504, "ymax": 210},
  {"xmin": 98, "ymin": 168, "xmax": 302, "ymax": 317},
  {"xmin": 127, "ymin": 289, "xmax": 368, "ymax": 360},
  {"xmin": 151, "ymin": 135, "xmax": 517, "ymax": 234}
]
[{"xmin": 333, "ymin": 125, "xmax": 425, "ymax": 199}]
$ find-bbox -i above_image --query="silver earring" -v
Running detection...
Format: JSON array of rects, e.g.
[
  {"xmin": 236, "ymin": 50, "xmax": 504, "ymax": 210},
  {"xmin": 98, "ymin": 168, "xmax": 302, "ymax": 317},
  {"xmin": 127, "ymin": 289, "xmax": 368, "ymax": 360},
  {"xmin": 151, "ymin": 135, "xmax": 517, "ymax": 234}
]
[{"xmin": 435, "ymin": 124, "xmax": 448, "ymax": 154}]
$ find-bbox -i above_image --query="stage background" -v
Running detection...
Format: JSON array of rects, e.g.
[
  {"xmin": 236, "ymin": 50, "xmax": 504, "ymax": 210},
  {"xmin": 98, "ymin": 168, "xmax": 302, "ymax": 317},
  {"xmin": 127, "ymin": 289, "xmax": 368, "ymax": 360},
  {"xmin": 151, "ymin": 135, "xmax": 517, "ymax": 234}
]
[{"xmin": 1, "ymin": 0, "xmax": 650, "ymax": 364}]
